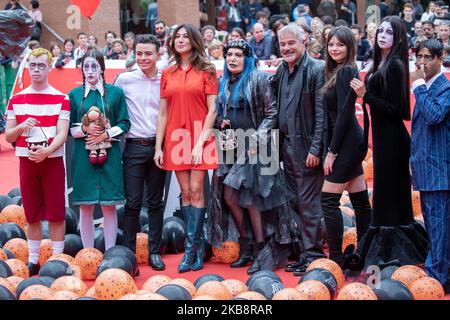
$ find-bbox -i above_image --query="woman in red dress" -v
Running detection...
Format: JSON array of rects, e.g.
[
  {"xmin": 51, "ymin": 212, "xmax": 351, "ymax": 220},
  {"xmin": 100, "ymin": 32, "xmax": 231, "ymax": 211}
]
[{"xmin": 154, "ymin": 24, "xmax": 219, "ymax": 273}]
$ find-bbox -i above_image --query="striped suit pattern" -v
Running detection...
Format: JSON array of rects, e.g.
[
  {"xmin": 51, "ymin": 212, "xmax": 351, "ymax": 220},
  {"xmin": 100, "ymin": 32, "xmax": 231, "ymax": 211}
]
[{"xmin": 411, "ymin": 73, "xmax": 450, "ymax": 290}]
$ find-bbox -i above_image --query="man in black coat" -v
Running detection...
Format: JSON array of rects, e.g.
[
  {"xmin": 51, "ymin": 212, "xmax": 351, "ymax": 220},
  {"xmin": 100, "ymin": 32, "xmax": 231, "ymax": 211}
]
[{"xmin": 272, "ymin": 24, "xmax": 326, "ymax": 274}]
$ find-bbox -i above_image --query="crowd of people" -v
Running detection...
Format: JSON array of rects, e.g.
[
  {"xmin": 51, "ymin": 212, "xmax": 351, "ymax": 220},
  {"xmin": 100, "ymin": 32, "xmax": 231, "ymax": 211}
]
[{"xmin": 1, "ymin": 0, "xmax": 449, "ymax": 294}]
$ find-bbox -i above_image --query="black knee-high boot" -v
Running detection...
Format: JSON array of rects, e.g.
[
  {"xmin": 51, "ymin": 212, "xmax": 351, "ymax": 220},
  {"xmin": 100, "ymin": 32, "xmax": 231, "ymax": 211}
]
[
  {"xmin": 321, "ymin": 192, "xmax": 344, "ymax": 267},
  {"xmin": 349, "ymin": 190, "xmax": 372, "ymax": 243}
]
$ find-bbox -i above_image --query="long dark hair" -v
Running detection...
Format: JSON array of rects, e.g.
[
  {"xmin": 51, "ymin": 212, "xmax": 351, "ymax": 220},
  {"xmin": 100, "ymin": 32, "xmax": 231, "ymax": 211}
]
[
  {"xmin": 80, "ymin": 50, "xmax": 110, "ymax": 118},
  {"xmin": 323, "ymin": 26, "xmax": 357, "ymax": 93},
  {"xmin": 367, "ymin": 16, "xmax": 410, "ymax": 120},
  {"xmin": 169, "ymin": 24, "xmax": 216, "ymax": 76}
]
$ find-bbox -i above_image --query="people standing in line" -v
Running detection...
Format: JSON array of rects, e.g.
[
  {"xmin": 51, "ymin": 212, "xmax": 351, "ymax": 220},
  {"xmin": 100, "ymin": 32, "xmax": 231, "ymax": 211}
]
[
  {"xmin": 320, "ymin": 26, "xmax": 371, "ymax": 268},
  {"xmin": 5, "ymin": 48, "xmax": 69, "ymax": 275},
  {"xmin": 154, "ymin": 24, "xmax": 218, "ymax": 273},
  {"xmin": 68, "ymin": 50, "xmax": 130, "ymax": 253},
  {"xmin": 272, "ymin": 25, "xmax": 327, "ymax": 275},
  {"xmin": 350, "ymin": 16, "xmax": 428, "ymax": 270},
  {"xmin": 410, "ymin": 39, "xmax": 450, "ymax": 294},
  {"xmin": 207, "ymin": 39, "xmax": 298, "ymax": 274}
]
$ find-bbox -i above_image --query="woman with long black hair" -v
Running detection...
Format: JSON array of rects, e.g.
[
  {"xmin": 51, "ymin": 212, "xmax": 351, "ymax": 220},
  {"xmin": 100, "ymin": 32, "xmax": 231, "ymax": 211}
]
[
  {"xmin": 321, "ymin": 26, "xmax": 371, "ymax": 268},
  {"xmin": 350, "ymin": 16, "xmax": 428, "ymax": 270},
  {"xmin": 206, "ymin": 39, "xmax": 297, "ymax": 275}
]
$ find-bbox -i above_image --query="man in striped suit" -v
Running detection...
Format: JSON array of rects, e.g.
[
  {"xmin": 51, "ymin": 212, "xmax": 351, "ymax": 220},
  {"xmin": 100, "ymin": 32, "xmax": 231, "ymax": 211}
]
[{"xmin": 411, "ymin": 39, "xmax": 450, "ymax": 293}]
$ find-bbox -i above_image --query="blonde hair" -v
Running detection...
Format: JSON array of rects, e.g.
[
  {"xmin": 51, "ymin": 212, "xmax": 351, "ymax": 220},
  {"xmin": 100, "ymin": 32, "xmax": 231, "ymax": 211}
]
[{"xmin": 29, "ymin": 48, "xmax": 53, "ymax": 65}]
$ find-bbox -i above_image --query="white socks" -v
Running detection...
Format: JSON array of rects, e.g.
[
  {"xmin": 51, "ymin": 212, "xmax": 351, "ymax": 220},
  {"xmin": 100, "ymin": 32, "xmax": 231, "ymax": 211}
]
[
  {"xmin": 28, "ymin": 239, "xmax": 41, "ymax": 264},
  {"xmin": 101, "ymin": 205, "xmax": 117, "ymax": 251},
  {"xmin": 52, "ymin": 241, "xmax": 64, "ymax": 256},
  {"xmin": 79, "ymin": 205, "xmax": 117, "ymax": 250},
  {"xmin": 79, "ymin": 205, "xmax": 95, "ymax": 248}
]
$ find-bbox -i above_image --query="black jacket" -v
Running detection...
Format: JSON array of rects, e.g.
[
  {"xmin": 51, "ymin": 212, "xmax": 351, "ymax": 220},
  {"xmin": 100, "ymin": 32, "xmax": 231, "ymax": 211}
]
[{"xmin": 271, "ymin": 53, "xmax": 326, "ymax": 164}]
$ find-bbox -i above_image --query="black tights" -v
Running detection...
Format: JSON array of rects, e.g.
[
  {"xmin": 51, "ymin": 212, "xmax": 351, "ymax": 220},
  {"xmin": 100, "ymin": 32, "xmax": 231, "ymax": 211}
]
[{"xmin": 224, "ymin": 185, "xmax": 264, "ymax": 243}]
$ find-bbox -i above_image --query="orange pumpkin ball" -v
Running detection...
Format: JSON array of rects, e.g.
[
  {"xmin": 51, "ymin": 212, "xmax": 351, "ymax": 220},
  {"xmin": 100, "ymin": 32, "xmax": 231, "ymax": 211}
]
[
  {"xmin": 272, "ymin": 288, "xmax": 309, "ymax": 300},
  {"xmin": 212, "ymin": 242, "xmax": 240, "ymax": 263},
  {"xmin": 391, "ymin": 265, "xmax": 428, "ymax": 290},
  {"xmin": 51, "ymin": 276, "xmax": 88, "ymax": 296},
  {"xmin": 196, "ymin": 281, "xmax": 233, "ymax": 300},
  {"xmin": 4, "ymin": 238, "xmax": 28, "ymax": 264},
  {"xmin": 74, "ymin": 248, "xmax": 103, "ymax": 280},
  {"xmin": 295, "ymin": 280, "xmax": 331, "ymax": 300},
  {"xmin": 306, "ymin": 258, "xmax": 346, "ymax": 291},
  {"xmin": 336, "ymin": 283, "xmax": 377, "ymax": 300},
  {"xmin": 4, "ymin": 258, "xmax": 29, "ymax": 279},
  {"xmin": 142, "ymin": 275, "xmax": 171, "ymax": 292},
  {"xmin": 410, "ymin": 277, "xmax": 445, "ymax": 300},
  {"xmin": 95, "ymin": 268, "xmax": 138, "ymax": 300},
  {"xmin": 19, "ymin": 285, "xmax": 54, "ymax": 300}
]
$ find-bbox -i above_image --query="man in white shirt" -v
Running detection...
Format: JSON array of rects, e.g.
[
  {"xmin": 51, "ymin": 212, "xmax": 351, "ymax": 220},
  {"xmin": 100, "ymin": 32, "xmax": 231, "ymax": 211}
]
[{"xmin": 114, "ymin": 34, "xmax": 167, "ymax": 271}]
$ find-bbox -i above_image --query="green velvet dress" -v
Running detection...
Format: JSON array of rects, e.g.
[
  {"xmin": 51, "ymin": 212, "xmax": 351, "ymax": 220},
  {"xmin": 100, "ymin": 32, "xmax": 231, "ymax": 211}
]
[{"xmin": 68, "ymin": 84, "xmax": 130, "ymax": 205}]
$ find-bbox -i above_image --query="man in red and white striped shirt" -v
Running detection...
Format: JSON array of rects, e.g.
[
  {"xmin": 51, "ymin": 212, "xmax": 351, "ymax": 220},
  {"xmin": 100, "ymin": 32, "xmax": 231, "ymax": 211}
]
[{"xmin": 5, "ymin": 48, "xmax": 70, "ymax": 275}]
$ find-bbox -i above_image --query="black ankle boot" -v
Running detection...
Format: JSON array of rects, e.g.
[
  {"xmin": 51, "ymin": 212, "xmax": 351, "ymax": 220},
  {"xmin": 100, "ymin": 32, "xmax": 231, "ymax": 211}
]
[
  {"xmin": 321, "ymin": 192, "xmax": 344, "ymax": 267},
  {"xmin": 247, "ymin": 242, "xmax": 265, "ymax": 275},
  {"xmin": 349, "ymin": 190, "xmax": 372, "ymax": 242},
  {"xmin": 230, "ymin": 237, "xmax": 252, "ymax": 268}
]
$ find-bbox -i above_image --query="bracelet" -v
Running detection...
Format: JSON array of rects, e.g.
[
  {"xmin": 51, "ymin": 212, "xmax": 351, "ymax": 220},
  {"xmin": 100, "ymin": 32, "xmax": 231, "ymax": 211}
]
[{"xmin": 327, "ymin": 148, "xmax": 338, "ymax": 158}]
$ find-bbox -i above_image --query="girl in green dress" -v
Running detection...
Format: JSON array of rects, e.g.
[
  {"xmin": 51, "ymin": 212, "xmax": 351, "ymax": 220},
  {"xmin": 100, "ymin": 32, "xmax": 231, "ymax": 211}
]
[{"xmin": 68, "ymin": 50, "xmax": 130, "ymax": 251}]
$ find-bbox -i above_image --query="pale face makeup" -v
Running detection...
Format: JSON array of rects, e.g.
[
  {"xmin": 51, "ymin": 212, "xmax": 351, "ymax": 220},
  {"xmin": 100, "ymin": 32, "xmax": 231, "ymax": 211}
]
[
  {"xmin": 377, "ymin": 21, "xmax": 394, "ymax": 50},
  {"xmin": 83, "ymin": 57, "xmax": 101, "ymax": 85},
  {"xmin": 226, "ymin": 48, "xmax": 245, "ymax": 75}
]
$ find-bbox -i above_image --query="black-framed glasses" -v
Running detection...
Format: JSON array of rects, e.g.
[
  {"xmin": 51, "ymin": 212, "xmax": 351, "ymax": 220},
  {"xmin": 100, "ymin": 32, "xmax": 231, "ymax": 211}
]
[{"xmin": 29, "ymin": 63, "xmax": 47, "ymax": 70}]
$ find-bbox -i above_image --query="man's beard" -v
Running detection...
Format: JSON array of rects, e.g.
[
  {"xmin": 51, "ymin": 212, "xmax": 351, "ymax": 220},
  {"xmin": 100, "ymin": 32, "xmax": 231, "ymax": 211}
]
[{"xmin": 157, "ymin": 31, "xmax": 166, "ymax": 39}]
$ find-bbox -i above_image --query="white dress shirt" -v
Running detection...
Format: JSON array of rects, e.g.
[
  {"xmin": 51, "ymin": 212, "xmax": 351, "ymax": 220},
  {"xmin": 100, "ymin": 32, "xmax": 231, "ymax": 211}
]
[{"xmin": 114, "ymin": 66, "xmax": 161, "ymax": 139}]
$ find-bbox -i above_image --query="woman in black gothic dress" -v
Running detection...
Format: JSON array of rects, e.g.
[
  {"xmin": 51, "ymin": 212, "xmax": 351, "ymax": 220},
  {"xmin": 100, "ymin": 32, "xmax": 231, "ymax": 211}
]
[{"xmin": 350, "ymin": 16, "xmax": 428, "ymax": 270}]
